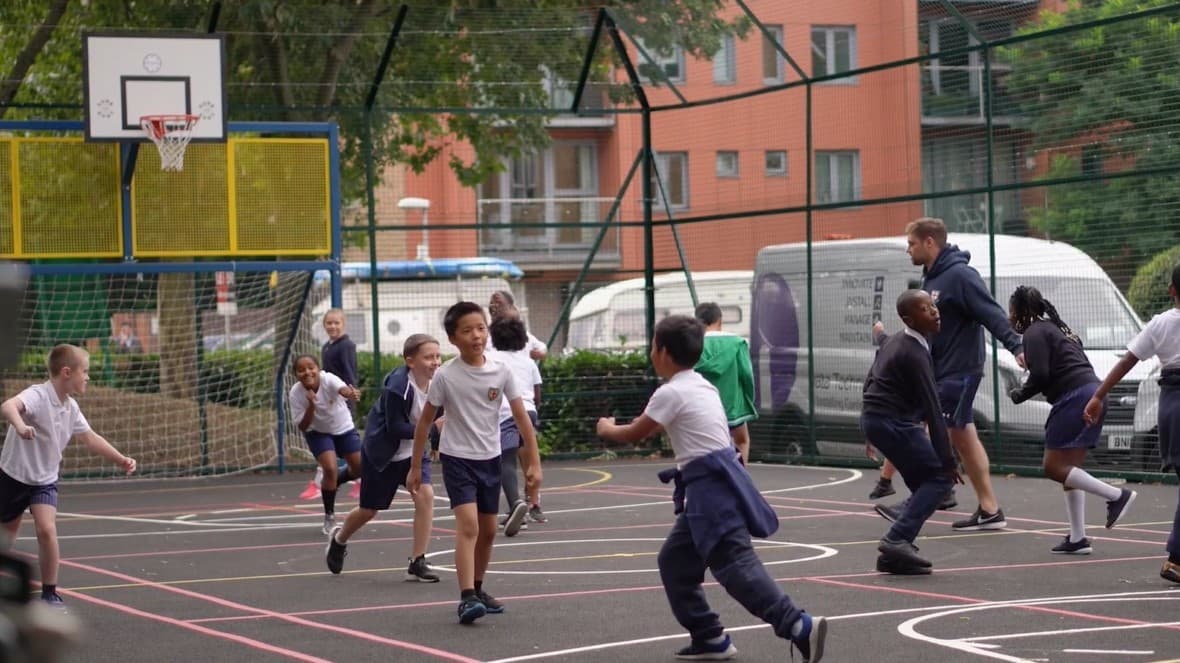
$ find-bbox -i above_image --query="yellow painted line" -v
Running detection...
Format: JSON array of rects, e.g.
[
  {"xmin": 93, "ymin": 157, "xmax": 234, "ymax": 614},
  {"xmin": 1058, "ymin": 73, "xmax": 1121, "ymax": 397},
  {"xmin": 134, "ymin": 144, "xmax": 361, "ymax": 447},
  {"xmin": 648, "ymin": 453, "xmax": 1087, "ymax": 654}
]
[{"xmin": 551, "ymin": 468, "xmax": 612, "ymax": 490}]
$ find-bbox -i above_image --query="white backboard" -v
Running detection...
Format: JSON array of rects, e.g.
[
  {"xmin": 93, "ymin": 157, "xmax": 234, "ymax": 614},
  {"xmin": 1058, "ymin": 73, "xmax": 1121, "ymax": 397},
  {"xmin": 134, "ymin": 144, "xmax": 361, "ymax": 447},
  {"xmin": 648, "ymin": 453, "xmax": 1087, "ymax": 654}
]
[{"xmin": 83, "ymin": 33, "xmax": 226, "ymax": 142}]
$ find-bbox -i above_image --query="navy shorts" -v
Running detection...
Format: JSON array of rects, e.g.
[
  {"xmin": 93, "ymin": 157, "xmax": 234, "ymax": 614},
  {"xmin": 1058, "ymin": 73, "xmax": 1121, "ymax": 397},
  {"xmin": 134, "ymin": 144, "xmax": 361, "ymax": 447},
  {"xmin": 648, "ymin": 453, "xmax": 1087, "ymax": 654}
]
[
  {"xmin": 938, "ymin": 373, "xmax": 983, "ymax": 429},
  {"xmin": 0, "ymin": 470, "xmax": 58, "ymax": 523},
  {"xmin": 358, "ymin": 448, "xmax": 432, "ymax": 511},
  {"xmin": 440, "ymin": 453, "xmax": 501, "ymax": 514},
  {"xmin": 499, "ymin": 410, "xmax": 538, "ymax": 451},
  {"xmin": 1045, "ymin": 382, "xmax": 1106, "ymax": 450},
  {"xmin": 303, "ymin": 428, "xmax": 361, "ymax": 458}
]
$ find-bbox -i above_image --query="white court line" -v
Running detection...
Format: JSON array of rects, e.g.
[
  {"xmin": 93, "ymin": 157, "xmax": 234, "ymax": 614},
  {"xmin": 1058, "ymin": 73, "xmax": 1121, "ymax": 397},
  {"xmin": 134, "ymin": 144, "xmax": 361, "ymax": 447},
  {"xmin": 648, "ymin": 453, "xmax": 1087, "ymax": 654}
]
[
  {"xmin": 484, "ymin": 588, "xmax": 1180, "ymax": 663},
  {"xmin": 56, "ymin": 512, "xmax": 294, "ymax": 529},
  {"xmin": 961, "ymin": 614, "xmax": 1180, "ymax": 643},
  {"xmin": 1063, "ymin": 650, "xmax": 1155, "ymax": 656}
]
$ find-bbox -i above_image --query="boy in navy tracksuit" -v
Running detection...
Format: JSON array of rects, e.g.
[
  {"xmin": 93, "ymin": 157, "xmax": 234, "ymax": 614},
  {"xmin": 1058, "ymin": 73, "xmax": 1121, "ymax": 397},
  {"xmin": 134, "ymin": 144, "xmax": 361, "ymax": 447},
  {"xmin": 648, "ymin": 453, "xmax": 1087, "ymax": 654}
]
[
  {"xmin": 598, "ymin": 315, "xmax": 826, "ymax": 662},
  {"xmin": 886, "ymin": 217, "xmax": 1023, "ymax": 531},
  {"xmin": 862, "ymin": 290, "xmax": 961, "ymax": 574}
]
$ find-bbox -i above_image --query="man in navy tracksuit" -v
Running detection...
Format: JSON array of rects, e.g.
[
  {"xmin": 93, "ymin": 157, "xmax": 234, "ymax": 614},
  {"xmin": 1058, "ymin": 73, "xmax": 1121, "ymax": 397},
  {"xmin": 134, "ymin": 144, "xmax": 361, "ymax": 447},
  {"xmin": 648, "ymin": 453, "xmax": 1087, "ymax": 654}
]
[{"xmin": 883, "ymin": 218, "xmax": 1024, "ymax": 531}]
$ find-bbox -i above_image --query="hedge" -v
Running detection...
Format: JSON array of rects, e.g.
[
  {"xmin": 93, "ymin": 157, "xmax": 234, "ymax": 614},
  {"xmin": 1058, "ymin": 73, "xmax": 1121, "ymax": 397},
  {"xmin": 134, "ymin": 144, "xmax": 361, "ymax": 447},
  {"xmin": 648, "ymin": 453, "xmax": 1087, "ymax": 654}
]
[{"xmin": 1127, "ymin": 244, "xmax": 1180, "ymax": 319}]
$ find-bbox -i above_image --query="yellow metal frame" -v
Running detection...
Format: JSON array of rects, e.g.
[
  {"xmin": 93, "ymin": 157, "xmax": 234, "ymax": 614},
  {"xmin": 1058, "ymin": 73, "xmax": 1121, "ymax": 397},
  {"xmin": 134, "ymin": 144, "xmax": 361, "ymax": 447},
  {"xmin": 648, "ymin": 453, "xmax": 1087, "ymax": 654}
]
[
  {"xmin": 0, "ymin": 136, "xmax": 124, "ymax": 259},
  {"xmin": 0, "ymin": 135, "xmax": 331, "ymax": 260}
]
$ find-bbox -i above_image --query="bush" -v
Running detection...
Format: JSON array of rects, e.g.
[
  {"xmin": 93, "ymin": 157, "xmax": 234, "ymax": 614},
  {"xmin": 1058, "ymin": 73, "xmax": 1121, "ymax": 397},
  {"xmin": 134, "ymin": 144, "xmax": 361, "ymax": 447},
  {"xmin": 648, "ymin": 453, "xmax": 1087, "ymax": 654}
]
[
  {"xmin": 354, "ymin": 351, "xmax": 406, "ymax": 421},
  {"xmin": 537, "ymin": 350, "xmax": 655, "ymax": 454},
  {"xmin": 1127, "ymin": 244, "xmax": 1180, "ymax": 319}
]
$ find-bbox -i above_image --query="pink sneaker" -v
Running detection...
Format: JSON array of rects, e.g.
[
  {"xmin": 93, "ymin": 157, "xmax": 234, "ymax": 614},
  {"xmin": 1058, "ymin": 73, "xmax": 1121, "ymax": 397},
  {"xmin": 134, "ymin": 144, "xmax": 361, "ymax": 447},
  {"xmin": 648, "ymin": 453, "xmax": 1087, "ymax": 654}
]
[
  {"xmin": 349, "ymin": 479, "xmax": 362, "ymax": 499},
  {"xmin": 299, "ymin": 479, "xmax": 321, "ymax": 500}
]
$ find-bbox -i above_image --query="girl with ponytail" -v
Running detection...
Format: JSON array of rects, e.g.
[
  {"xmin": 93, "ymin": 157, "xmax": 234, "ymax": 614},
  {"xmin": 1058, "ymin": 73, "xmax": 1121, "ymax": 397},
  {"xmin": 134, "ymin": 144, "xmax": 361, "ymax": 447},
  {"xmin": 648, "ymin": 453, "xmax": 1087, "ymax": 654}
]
[{"xmin": 1008, "ymin": 285, "xmax": 1137, "ymax": 555}]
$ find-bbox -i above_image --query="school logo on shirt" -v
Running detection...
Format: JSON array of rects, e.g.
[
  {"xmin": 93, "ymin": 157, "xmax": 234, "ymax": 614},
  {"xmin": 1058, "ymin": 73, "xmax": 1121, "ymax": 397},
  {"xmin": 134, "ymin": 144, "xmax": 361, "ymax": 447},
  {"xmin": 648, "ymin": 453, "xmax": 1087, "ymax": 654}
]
[
  {"xmin": 487, "ymin": 388, "xmax": 500, "ymax": 401},
  {"xmin": 930, "ymin": 290, "xmax": 940, "ymax": 302}
]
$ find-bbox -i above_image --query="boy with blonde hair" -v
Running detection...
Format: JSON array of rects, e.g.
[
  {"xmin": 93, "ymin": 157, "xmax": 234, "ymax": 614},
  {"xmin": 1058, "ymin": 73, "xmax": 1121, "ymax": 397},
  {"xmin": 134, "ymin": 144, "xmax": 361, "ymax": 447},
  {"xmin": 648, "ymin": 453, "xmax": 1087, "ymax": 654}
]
[{"xmin": 0, "ymin": 344, "xmax": 136, "ymax": 607}]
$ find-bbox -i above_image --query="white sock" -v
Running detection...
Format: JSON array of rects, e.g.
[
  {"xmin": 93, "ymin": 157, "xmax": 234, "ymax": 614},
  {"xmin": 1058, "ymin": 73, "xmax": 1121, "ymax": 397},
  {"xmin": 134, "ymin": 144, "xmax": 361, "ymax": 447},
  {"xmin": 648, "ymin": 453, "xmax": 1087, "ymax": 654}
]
[
  {"xmin": 1064, "ymin": 489, "xmax": 1086, "ymax": 542},
  {"xmin": 705, "ymin": 634, "xmax": 727, "ymax": 645},
  {"xmin": 1063, "ymin": 467, "xmax": 1121, "ymax": 501},
  {"xmin": 790, "ymin": 616, "xmax": 804, "ymax": 637}
]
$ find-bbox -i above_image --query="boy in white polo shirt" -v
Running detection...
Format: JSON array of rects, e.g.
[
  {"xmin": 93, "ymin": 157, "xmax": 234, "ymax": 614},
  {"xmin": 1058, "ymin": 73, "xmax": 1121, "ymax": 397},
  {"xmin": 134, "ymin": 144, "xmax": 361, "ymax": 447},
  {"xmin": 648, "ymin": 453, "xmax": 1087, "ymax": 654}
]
[
  {"xmin": 408, "ymin": 301, "xmax": 542, "ymax": 624},
  {"xmin": 597, "ymin": 316, "xmax": 826, "ymax": 662},
  {"xmin": 0, "ymin": 344, "xmax": 136, "ymax": 608}
]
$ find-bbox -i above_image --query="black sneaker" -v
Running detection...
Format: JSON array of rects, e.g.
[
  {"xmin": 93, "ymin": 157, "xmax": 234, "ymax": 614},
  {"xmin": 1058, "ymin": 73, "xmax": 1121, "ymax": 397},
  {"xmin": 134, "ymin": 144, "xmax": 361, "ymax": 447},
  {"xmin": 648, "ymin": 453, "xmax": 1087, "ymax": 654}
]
[
  {"xmin": 878, "ymin": 538, "xmax": 932, "ymax": 568},
  {"xmin": 476, "ymin": 589, "xmax": 504, "ymax": 614},
  {"xmin": 876, "ymin": 554, "xmax": 933, "ymax": 575},
  {"xmin": 325, "ymin": 526, "xmax": 347, "ymax": 574},
  {"xmin": 41, "ymin": 592, "xmax": 66, "ymax": 610},
  {"xmin": 937, "ymin": 490, "xmax": 958, "ymax": 511},
  {"xmin": 952, "ymin": 507, "xmax": 1006, "ymax": 531},
  {"xmin": 874, "ymin": 502, "xmax": 902, "ymax": 523},
  {"xmin": 504, "ymin": 501, "xmax": 528, "ymax": 538},
  {"xmin": 528, "ymin": 504, "xmax": 547, "ymax": 523},
  {"xmin": 1050, "ymin": 536, "xmax": 1092, "ymax": 555},
  {"xmin": 405, "ymin": 555, "xmax": 440, "ymax": 583},
  {"xmin": 868, "ymin": 478, "xmax": 895, "ymax": 500},
  {"xmin": 789, "ymin": 613, "xmax": 827, "ymax": 663},
  {"xmin": 674, "ymin": 634, "xmax": 736, "ymax": 660},
  {"xmin": 1105, "ymin": 488, "xmax": 1137, "ymax": 529},
  {"xmin": 457, "ymin": 596, "xmax": 487, "ymax": 624}
]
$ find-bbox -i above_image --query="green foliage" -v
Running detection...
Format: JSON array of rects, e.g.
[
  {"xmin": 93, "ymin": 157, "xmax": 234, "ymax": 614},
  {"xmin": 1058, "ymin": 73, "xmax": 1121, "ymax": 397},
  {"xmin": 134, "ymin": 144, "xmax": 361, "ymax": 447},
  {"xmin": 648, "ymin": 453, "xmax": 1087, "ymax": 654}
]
[
  {"xmin": 354, "ymin": 350, "xmax": 405, "ymax": 422},
  {"xmin": 1127, "ymin": 244, "xmax": 1180, "ymax": 318},
  {"xmin": 536, "ymin": 349, "xmax": 655, "ymax": 454}
]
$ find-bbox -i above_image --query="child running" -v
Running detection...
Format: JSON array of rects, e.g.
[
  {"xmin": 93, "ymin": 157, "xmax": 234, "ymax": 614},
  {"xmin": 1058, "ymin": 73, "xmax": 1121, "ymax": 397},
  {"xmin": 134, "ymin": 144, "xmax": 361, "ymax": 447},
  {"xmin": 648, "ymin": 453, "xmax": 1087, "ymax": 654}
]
[
  {"xmin": 288, "ymin": 355, "xmax": 361, "ymax": 535},
  {"xmin": 0, "ymin": 344, "xmax": 137, "ymax": 608},
  {"xmin": 1008, "ymin": 286, "xmax": 1136, "ymax": 554},
  {"xmin": 407, "ymin": 302, "xmax": 542, "ymax": 624},
  {"xmin": 597, "ymin": 315, "xmax": 826, "ymax": 662},
  {"xmin": 488, "ymin": 316, "xmax": 542, "ymax": 537},
  {"xmin": 1084, "ymin": 265, "xmax": 1180, "ymax": 583},
  {"xmin": 303, "ymin": 308, "xmax": 362, "ymax": 501},
  {"xmin": 325, "ymin": 334, "xmax": 443, "ymax": 582},
  {"xmin": 861, "ymin": 290, "xmax": 961, "ymax": 574}
]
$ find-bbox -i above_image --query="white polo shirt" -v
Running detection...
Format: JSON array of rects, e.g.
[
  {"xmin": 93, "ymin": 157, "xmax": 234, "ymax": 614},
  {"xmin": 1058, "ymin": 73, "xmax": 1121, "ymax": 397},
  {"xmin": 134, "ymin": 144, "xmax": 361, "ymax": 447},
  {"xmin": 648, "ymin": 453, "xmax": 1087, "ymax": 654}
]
[
  {"xmin": 489, "ymin": 347, "xmax": 542, "ymax": 421},
  {"xmin": 1, "ymin": 382, "xmax": 91, "ymax": 485},
  {"xmin": 644, "ymin": 370, "xmax": 732, "ymax": 465},
  {"xmin": 1128, "ymin": 308, "xmax": 1180, "ymax": 370},
  {"xmin": 288, "ymin": 371, "xmax": 355, "ymax": 435},
  {"xmin": 428, "ymin": 356, "xmax": 520, "ymax": 460}
]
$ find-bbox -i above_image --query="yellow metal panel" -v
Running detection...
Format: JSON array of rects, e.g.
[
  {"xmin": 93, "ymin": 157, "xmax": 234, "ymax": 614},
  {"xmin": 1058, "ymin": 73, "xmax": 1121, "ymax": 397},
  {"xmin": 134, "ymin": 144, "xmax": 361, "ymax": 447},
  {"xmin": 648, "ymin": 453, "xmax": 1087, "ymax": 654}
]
[
  {"xmin": 234, "ymin": 139, "xmax": 331, "ymax": 254},
  {"xmin": 132, "ymin": 143, "xmax": 230, "ymax": 256},
  {"xmin": 15, "ymin": 139, "xmax": 121, "ymax": 257},
  {"xmin": 0, "ymin": 140, "xmax": 15, "ymax": 256}
]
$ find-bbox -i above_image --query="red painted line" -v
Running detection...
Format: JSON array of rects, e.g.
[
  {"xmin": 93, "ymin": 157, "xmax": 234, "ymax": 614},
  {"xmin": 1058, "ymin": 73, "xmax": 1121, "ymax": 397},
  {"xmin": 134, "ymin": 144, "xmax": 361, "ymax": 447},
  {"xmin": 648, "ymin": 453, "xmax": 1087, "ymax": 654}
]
[
  {"xmin": 60, "ymin": 590, "xmax": 332, "ymax": 662},
  {"xmin": 61, "ymin": 558, "xmax": 479, "ymax": 662}
]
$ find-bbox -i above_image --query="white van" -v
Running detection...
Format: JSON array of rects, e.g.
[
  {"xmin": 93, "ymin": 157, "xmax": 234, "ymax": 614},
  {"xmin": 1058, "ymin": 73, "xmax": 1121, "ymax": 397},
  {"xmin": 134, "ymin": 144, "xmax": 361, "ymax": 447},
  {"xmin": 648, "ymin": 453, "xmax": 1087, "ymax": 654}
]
[
  {"xmin": 567, "ymin": 271, "xmax": 753, "ymax": 350},
  {"xmin": 750, "ymin": 234, "xmax": 1156, "ymax": 462},
  {"xmin": 311, "ymin": 258, "xmax": 526, "ymax": 356}
]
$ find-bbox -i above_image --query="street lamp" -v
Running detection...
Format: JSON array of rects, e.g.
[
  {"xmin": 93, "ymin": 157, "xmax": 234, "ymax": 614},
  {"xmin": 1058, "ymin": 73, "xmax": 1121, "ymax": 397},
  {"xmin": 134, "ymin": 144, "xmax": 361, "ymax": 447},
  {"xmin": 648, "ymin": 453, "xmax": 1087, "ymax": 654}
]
[{"xmin": 398, "ymin": 196, "xmax": 431, "ymax": 260}]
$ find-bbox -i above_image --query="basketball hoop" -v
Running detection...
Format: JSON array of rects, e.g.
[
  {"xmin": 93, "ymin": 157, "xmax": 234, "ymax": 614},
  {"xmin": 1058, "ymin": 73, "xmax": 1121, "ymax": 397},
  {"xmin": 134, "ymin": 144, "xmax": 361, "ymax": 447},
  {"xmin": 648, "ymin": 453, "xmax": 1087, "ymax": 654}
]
[{"xmin": 140, "ymin": 114, "xmax": 200, "ymax": 172}]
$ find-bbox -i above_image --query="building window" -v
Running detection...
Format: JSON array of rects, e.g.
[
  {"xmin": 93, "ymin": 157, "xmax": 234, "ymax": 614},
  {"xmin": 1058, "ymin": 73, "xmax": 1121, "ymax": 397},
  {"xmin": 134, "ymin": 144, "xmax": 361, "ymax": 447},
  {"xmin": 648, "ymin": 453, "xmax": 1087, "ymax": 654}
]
[
  {"xmin": 636, "ymin": 38, "xmax": 685, "ymax": 83},
  {"xmin": 815, "ymin": 151, "xmax": 860, "ymax": 203},
  {"xmin": 652, "ymin": 152, "xmax": 689, "ymax": 209},
  {"xmin": 713, "ymin": 35, "xmax": 736, "ymax": 84},
  {"xmin": 762, "ymin": 24, "xmax": 785, "ymax": 84},
  {"xmin": 716, "ymin": 151, "xmax": 739, "ymax": 177},
  {"xmin": 765, "ymin": 151, "xmax": 787, "ymax": 176},
  {"xmin": 811, "ymin": 26, "xmax": 857, "ymax": 83}
]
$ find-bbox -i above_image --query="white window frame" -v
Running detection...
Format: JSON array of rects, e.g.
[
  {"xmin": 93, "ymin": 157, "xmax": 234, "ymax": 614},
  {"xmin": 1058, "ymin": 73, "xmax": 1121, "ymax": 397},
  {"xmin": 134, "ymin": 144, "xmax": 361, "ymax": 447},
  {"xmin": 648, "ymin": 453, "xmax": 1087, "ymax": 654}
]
[
  {"xmin": 652, "ymin": 152, "xmax": 689, "ymax": 210},
  {"xmin": 926, "ymin": 18, "xmax": 1013, "ymax": 96},
  {"xmin": 811, "ymin": 26, "xmax": 857, "ymax": 84},
  {"xmin": 716, "ymin": 151, "xmax": 739, "ymax": 178},
  {"xmin": 762, "ymin": 24, "xmax": 785, "ymax": 85},
  {"xmin": 764, "ymin": 150, "xmax": 787, "ymax": 176},
  {"xmin": 635, "ymin": 38, "xmax": 685, "ymax": 84},
  {"xmin": 815, "ymin": 150, "xmax": 861, "ymax": 204},
  {"xmin": 713, "ymin": 35, "xmax": 736, "ymax": 84},
  {"xmin": 481, "ymin": 142, "xmax": 601, "ymax": 246}
]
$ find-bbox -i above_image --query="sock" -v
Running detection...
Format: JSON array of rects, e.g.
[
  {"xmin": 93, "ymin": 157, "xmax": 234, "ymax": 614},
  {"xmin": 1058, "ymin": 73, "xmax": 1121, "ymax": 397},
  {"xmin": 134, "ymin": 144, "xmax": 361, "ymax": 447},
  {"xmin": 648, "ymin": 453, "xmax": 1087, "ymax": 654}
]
[
  {"xmin": 1063, "ymin": 488, "xmax": 1086, "ymax": 542},
  {"xmin": 321, "ymin": 489, "xmax": 337, "ymax": 515},
  {"xmin": 41, "ymin": 584, "xmax": 56, "ymax": 598},
  {"xmin": 705, "ymin": 634, "xmax": 727, "ymax": 645},
  {"xmin": 474, "ymin": 580, "xmax": 483, "ymax": 593},
  {"xmin": 1063, "ymin": 467, "xmax": 1121, "ymax": 501},
  {"xmin": 461, "ymin": 588, "xmax": 476, "ymax": 600},
  {"xmin": 337, "ymin": 468, "xmax": 353, "ymax": 485},
  {"xmin": 789, "ymin": 614, "xmax": 807, "ymax": 638}
]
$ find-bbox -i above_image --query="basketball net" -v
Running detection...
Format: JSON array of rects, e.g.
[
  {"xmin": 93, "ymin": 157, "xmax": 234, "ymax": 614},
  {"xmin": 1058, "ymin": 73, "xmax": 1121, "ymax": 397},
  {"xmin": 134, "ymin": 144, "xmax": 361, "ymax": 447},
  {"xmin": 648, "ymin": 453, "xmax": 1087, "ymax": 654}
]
[{"xmin": 140, "ymin": 114, "xmax": 200, "ymax": 172}]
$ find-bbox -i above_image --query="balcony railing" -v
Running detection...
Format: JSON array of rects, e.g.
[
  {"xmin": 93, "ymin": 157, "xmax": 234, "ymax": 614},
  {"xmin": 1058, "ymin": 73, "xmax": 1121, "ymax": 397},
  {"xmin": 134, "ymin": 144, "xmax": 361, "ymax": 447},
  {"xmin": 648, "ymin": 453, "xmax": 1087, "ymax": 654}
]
[
  {"xmin": 921, "ymin": 64, "xmax": 1021, "ymax": 122},
  {"xmin": 478, "ymin": 197, "xmax": 621, "ymax": 265}
]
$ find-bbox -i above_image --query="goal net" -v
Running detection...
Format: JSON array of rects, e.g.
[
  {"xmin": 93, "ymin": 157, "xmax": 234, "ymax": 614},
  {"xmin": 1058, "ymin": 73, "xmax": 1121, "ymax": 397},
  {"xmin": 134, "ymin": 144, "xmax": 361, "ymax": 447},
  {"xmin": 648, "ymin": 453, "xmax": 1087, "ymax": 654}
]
[{"xmin": 0, "ymin": 264, "xmax": 328, "ymax": 479}]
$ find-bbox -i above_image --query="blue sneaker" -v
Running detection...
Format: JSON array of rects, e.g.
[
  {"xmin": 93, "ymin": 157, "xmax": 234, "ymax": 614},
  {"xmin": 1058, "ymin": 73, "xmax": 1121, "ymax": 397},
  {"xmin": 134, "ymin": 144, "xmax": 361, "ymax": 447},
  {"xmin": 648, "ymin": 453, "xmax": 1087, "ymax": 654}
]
[
  {"xmin": 476, "ymin": 589, "xmax": 504, "ymax": 614},
  {"xmin": 42, "ymin": 592, "xmax": 66, "ymax": 610},
  {"xmin": 790, "ymin": 613, "xmax": 827, "ymax": 663},
  {"xmin": 457, "ymin": 596, "xmax": 486, "ymax": 624},
  {"xmin": 674, "ymin": 634, "xmax": 736, "ymax": 660}
]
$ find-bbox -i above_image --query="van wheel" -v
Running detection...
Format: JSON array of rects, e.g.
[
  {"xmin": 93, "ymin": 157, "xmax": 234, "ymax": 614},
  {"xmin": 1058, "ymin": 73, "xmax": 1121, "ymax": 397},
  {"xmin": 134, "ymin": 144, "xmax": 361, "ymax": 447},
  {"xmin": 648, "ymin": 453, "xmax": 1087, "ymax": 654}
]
[{"xmin": 765, "ymin": 408, "xmax": 816, "ymax": 462}]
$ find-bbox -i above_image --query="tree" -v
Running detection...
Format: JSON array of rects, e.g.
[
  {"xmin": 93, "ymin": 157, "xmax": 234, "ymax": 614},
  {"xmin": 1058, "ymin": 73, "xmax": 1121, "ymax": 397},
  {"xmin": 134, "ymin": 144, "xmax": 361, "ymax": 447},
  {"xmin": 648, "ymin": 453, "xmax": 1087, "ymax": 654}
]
[{"xmin": 999, "ymin": 0, "xmax": 1180, "ymax": 280}]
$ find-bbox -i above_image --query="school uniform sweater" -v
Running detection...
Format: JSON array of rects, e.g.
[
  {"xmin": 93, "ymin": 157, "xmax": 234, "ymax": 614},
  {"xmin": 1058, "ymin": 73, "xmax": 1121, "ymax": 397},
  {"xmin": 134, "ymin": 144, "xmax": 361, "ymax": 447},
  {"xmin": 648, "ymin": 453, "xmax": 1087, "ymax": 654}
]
[
  {"xmin": 695, "ymin": 332, "xmax": 757, "ymax": 426},
  {"xmin": 861, "ymin": 331, "xmax": 955, "ymax": 469},
  {"xmin": 362, "ymin": 366, "xmax": 439, "ymax": 470},
  {"xmin": 1008, "ymin": 320, "xmax": 1098, "ymax": 405},
  {"xmin": 657, "ymin": 447, "xmax": 779, "ymax": 560},
  {"xmin": 322, "ymin": 335, "xmax": 358, "ymax": 387}
]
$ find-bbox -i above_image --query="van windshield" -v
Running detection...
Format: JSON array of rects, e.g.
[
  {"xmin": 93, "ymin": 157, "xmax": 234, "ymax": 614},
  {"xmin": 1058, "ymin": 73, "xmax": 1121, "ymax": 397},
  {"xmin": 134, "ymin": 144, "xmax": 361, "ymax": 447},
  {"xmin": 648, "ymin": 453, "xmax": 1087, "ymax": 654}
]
[{"xmin": 991, "ymin": 276, "xmax": 1140, "ymax": 350}]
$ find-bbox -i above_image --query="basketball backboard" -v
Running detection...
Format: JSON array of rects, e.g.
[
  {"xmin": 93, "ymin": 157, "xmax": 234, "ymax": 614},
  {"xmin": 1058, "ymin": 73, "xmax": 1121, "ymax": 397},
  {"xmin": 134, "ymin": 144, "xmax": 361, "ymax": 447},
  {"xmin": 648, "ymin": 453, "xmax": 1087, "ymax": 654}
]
[{"xmin": 83, "ymin": 32, "xmax": 226, "ymax": 142}]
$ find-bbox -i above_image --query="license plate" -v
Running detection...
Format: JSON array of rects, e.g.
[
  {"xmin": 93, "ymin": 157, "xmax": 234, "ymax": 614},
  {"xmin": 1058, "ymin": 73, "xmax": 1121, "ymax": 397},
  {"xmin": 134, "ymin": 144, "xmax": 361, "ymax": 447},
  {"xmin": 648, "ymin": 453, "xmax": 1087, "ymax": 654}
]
[{"xmin": 1107, "ymin": 433, "xmax": 1132, "ymax": 450}]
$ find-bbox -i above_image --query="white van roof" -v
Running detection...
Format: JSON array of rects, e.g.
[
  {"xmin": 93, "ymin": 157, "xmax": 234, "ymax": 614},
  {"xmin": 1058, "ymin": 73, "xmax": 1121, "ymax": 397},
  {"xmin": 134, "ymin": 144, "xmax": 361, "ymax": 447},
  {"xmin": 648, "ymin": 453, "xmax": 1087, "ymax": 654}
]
[
  {"xmin": 757, "ymin": 234, "xmax": 1109, "ymax": 280},
  {"xmin": 572, "ymin": 271, "xmax": 753, "ymax": 318}
]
